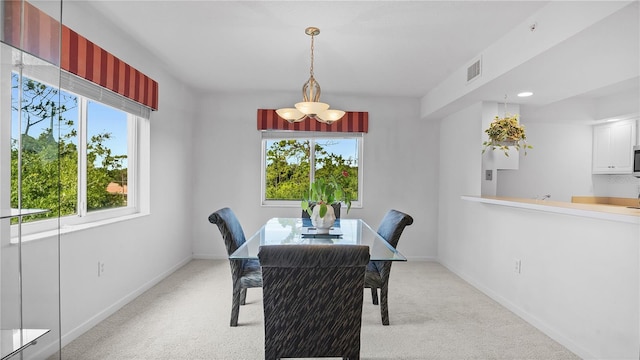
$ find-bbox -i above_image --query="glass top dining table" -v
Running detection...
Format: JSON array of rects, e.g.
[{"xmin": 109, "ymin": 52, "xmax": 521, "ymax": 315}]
[{"xmin": 230, "ymin": 218, "xmax": 407, "ymax": 261}]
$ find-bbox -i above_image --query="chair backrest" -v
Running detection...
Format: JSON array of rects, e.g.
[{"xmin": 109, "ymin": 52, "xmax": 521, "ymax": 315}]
[
  {"xmin": 259, "ymin": 245, "xmax": 369, "ymax": 359},
  {"xmin": 301, "ymin": 202, "xmax": 341, "ymax": 219},
  {"xmin": 377, "ymin": 209, "xmax": 414, "ymax": 249},
  {"xmin": 207, "ymin": 207, "xmax": 246, "ymax": 256}
]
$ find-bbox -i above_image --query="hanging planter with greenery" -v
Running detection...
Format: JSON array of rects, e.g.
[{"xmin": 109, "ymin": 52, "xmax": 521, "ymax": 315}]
[{"xmin": 482, "ymin": 114, "xmax": 532, "ymax": 157}]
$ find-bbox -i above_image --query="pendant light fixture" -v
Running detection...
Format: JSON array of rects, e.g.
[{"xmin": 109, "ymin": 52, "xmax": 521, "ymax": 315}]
[{"xmin": 276, "ymin": 27, "xmax": 345, "ymax": 124}]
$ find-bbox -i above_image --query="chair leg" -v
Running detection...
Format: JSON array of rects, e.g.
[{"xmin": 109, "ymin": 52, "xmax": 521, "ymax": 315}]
[
  {"xmin": 264, "ymin": 346, "xmax": 277, "ymax": 360},
  {"xmin": 380, "ymin": 285, "xmax": 389, "ymax": 326},
  {"xmin": 370, "ymin": 287, "xmax": 379, "ymax": 305},
  {"xmin": 240, "ymin": 287, "xmax": 247, "ymax": 305},
  {"xmin": 230, "ymin": 286, "xmax": 241, "ymax": 327}
]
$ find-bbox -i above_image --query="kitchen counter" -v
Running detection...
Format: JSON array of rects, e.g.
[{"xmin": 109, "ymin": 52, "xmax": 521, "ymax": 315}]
[
  {"xmin": 461, "ymin": 195, "xmax": 640, "ymax": 224},
  {"xmin": 571, "ymin": 196, "xmax": 640, "ymax": 207}
]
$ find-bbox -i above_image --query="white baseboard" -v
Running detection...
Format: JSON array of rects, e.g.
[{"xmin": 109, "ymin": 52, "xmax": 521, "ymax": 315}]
[
  {"xmin": 404, "ymin": 256, "xmax": 437, "ymax": 262},
  {"xmin": 191, "ymin": 253, "xmax": 228, "ymax": 260},
  {"xmin": 56, "ymin": 255, "xmax": 193, "ymax": 351},
  {"xmin": 437, "ymin": 259, "xmax": 595, "ymax": 360}
]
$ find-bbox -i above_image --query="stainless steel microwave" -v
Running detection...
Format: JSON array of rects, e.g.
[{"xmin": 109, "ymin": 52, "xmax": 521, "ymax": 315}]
[{"xmin": 634, "ymin": 145, "xmax": 640, "ymax": 177}]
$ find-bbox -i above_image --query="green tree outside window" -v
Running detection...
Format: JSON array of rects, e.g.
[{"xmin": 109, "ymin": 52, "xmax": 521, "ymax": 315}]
[
  {"xmin": 10, "ymin": 74, "xmax": 128, "ymax": 223},
  {"xmin": 265, "ymin": 138, "xmax": 359, "ymax": 202}
]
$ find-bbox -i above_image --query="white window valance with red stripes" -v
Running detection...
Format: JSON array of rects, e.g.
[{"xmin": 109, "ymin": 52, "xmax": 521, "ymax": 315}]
[
  {"xmin": 2, "ymin": 0, "xmax": 159, "ymax": 111},
  {"xmin": 257, "ymin": 109, "xmax": 368, "ymax": 133}
]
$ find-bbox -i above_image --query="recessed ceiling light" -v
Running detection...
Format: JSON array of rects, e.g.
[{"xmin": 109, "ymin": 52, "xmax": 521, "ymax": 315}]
[{"xmin": 517, "ymin": 91, "xmax": 533, "ymax": 97}]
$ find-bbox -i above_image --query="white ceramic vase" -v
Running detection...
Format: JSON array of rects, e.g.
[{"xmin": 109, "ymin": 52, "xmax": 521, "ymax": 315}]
[{"xmin": 310, "ymin": 203, "xmax": 336, "ymax": 234}]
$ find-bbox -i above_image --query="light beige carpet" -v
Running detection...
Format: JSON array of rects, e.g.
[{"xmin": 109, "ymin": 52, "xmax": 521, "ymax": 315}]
[{"xmin": 51, "ymin": 260, "xmax": 580, "ymax": 360}]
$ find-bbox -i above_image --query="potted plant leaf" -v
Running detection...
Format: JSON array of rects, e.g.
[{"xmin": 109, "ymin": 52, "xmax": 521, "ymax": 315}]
[
  {"xmin": 301, "ymin": 172, "xmax": 352, "ymax": 233},
  {"xmin": 482, "ymin": 114, "xmax": 532, "ymax": 157}
]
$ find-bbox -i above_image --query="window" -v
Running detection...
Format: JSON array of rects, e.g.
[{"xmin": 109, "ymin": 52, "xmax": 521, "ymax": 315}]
[
  {"xmin": 4, "ymin": 50, "xmax": 149, "ymax": 236},
  {"xmin": 11, "ymin": 73, "xmax": 79, "ymax": 222},
  {"xmin": 261, "ymin": 132, "xmax": 363, "ymax": 207}
]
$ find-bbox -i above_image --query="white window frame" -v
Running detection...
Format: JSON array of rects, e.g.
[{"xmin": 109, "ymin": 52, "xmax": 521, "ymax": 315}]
[
  {"xmin": 260, "ymin": 131, "xmax": 364, "ymax": 209},
  {"xmin": 2, "ymin": 48, "xmax": 150, "ymax": 240},
  {"xmin": 74, "ymin": 97, "xmax": 139, "ymax": 220}
]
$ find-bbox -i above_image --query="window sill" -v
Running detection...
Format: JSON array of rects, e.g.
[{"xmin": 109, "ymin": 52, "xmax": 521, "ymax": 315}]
[{"xmin": 10, "ymin": 212, "xmax": 150, "ymax": 244}]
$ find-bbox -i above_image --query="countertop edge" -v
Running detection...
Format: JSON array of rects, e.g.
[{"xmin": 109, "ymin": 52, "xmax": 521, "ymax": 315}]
[{"xmin": 461, "ymin": 196, "xmax": 640, "ymax": 225}]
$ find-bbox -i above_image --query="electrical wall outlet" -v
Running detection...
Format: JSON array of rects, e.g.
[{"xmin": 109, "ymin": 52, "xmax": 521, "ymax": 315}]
[
  {"xmin": 98, "ymin": 261, "xmax": 105, "ymax": 277},
  {"xmin": 485, "ymin": 170, "xmax": 493, "ymax": 181},
  {"xmin": 514, "ymin": 259, "xmax": 521, "ymax": 274}
]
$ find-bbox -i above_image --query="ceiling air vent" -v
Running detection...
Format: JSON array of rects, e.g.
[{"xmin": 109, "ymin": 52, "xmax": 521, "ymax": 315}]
[{"xmin": 466, "ymin": 57, "xmax": 482, "ymax": 83}]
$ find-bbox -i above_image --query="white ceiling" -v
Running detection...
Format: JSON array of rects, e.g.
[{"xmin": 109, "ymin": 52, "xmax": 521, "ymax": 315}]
[
  {"xmin": 82, "ymin": 0, "xmax": 639, "ymax": 117},
  {"xmin": 83, "ymin": 0, "xmax": 549, "ymax": 97}
]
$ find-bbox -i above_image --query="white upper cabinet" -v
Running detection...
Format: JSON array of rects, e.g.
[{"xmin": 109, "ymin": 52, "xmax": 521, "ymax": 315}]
[{"xmin": 592, "ymin": 120, "xmax": 637, "ymax": 174}]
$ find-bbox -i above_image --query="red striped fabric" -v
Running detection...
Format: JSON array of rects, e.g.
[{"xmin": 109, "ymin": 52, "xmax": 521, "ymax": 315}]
[
  {"xmin": 2, "ymin": 0, "xmax": 159, "ymax": 110},
  {"xmin": 2, "ymin": 0, "xmax": 60, "ymax": 65},
  {"xmin": 257, "ymin": 109, "xmax": 369, "ymax": 133}
]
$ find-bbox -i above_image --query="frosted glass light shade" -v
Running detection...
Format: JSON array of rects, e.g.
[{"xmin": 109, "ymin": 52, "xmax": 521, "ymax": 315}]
[
  {"xmin": 295, "ymin": 101, "xmax": 330, "ymax": 116},
  {"xmin": 316, "ymin": 109, "xmax": 345, "ymax": 124},
  {"xmin": 276, "ymin": 108, "xmax": 305, "ymax": 122}
]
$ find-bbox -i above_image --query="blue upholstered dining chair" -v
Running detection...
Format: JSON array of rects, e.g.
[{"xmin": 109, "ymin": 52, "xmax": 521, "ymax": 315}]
[
  {"xmin": 364, "ymin": 209, "xmax": 414, "ymax": 325},
  {"xmin": 207, "ymin": 207, "xmax": 262, "ymax": 327},
  {"xmin": 259, "ymin": 244, "xmax": 370, "ymax": 360}
]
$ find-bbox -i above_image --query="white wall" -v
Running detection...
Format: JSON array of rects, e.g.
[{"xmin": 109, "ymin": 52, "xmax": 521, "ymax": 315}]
[
  {"xmin": 497, "ymin": 119, "xmax": 640, "ymax": 201},
  {"xmin": 497, "ymin": 88, "xmax": 640, "ymax": 202},
  {"xmin": 19, "ymin": 2, "xmax": 199, "ymax": 356},
  {"xmin": 496, "ymin": 122, "xmax": 594, "ymax": 202},
  {"xmin": 593, "ymin": 174, "xmax": 640, "ymax": 198},
  {"xmin": 437, "ymin": 102, "xmax": 483, "ymax": 268},
  {"xmin": 438, "ymin": 103, "xmax": 640, "ymax": 359},
  {"xmin": 191, "ymin": 92, "xmax": 439, "ymax": 261}
]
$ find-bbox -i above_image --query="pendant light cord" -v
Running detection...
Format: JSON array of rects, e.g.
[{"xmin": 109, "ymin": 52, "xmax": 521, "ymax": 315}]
[{"xmin": 309, "ymin": 33, "xmax": 315, "ymax": 77}]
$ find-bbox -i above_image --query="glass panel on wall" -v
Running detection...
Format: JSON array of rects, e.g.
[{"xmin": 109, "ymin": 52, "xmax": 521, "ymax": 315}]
[
  {"xmin": 1, "ymin": 0, "xmax": 63, "ymax": 358},
  {"xmin": 11, "ymin": 81, "xmax": 137, "ymax": 224},
  {"xmin": 11, "ymin": 72, "xmax": 78, "ymax": 223}
]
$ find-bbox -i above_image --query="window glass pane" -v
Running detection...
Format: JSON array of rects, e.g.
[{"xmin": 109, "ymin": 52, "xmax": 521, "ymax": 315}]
[
  {"xmin": 86, "ymin": 101, "xmax": 128, "ymax": 211},
  {"xmin": 7, "ymin": 63, "xmax": 144, "ymax": 232},
  {"xmin": 265, "ymin": 139, "xmax": 310, "ymax": 200},
  {"xmin": 11, "ymin": 73, "xmax": 78, "ymax": 222},
  {"xmin": 314, "ymin": 138, "xmax": 359, "ymax": 201},
  {"xmin": 263, "ymin": 136, "xmax": 361, "ymax": 204}
]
